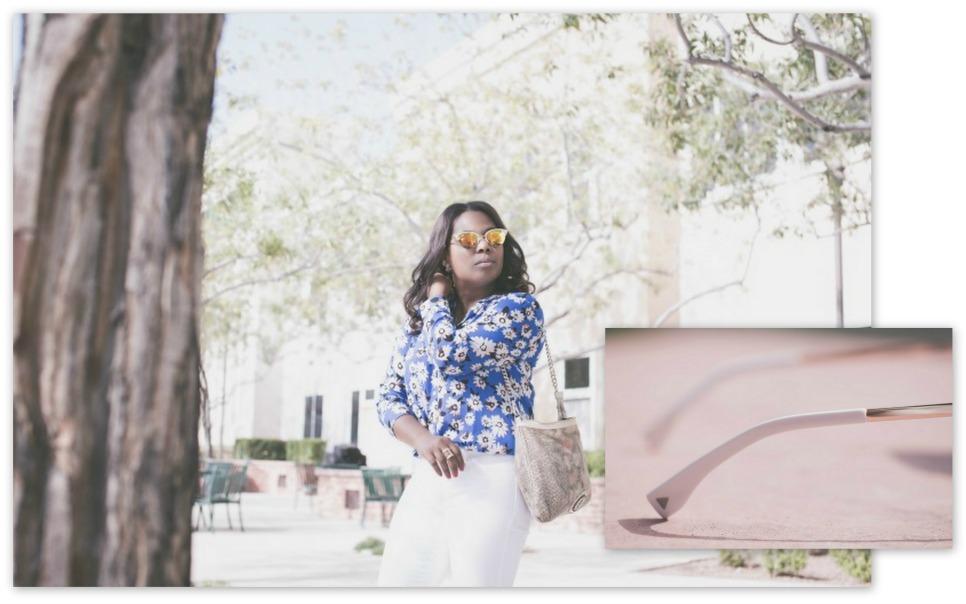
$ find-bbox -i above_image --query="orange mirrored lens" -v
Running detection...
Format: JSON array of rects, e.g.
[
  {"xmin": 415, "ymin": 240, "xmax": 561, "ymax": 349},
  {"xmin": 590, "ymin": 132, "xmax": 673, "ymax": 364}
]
[
  {"xmin": 453, "ymin": 229, "xmax": 508, "ymax": 248},
  {"xmin": 484, "ymin": 229, "xmax": 507, "ymax": 246},
  {"xmin": 455, "ymin": 232, "xmax": 480, "ymax": 248}
]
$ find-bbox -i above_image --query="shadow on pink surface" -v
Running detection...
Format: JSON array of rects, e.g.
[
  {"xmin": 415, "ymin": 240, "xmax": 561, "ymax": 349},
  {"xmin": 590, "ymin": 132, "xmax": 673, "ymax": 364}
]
[{"xmin": 603, "ymin": 328, "xmax": 953, "ymax": 550}]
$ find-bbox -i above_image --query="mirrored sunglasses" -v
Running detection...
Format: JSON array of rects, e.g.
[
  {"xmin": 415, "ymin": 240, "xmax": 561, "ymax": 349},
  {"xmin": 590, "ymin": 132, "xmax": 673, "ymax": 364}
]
[{"xmin": 451, "ymin": 228, "xmax": 508, "ymax": 249}]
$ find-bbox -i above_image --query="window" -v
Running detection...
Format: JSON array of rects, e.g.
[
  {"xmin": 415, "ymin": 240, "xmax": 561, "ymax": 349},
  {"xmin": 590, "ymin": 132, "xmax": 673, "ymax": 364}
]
[
  {"xmin": 350, "ymin": 391, "xmax": 360, "ymax": 445},
  {"xmin": 564, "ymin": 357, "xmax": 590, "ymax": 389},
  {"xmin": 303, "ymin": 395, "xmax": 323, "ymax": 439}
]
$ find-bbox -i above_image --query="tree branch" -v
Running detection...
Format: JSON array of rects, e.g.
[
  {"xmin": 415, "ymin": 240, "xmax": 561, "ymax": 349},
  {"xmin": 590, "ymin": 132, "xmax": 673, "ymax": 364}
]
[
  {"xmin": 203, "ymin": 258, "xmax": 319, "ymax": 305},
  {"xmin": 278, "ymin": 141, "xmax": 426, "ymax": 239},
  {"xmin": 709, "ymin": 14, "xmax": 733, "ymax": 62},
  {"xmin": 718, "ymin": 70, "xmax": 869, "ymax": 103},
  {"xmin": 543, "ymin": 265, "xmax": 670, "ymax": 329},
  {"xmin": 676, "ymin": 14, "xmax": 871, "ymax": 133},
  {"xmin": 745, "ymin": 13, "xmax": 870, "ymax": 78},
  {"xmin": 788, "ymin": 15, "xmax": 870, "ymax": 78},
  {"xmin": 325, "ymin": 261, "xmax": 408, "ymax": 279},
  {"xmin": 688, "ymin": 56, "xmax": 870, "ymax": 132},
  {"xmin": 543, "ymin": 308, "xmax": 570, "ymax": 329},
  {"xmin": 651, "ymin": 205, "xmax": 762, "ymax": 327},
  {"xmin": 535, "ymin": 232, "xmax": 596, "ymax": 294},
  {"xmin": 203, "ymin": 259, "xmax": 407, "ymax": 306},
  {"xmin": 203, "ymin": 253, "xmax": 260, "ymax": 278},
  {"xmin": 795, "ymin": 15, "xmax": 828, "ymax": 84}
]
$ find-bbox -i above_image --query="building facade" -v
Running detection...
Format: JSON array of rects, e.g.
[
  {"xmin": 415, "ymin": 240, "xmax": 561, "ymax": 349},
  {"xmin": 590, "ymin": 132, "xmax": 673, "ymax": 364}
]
[{"xmin": 202, "ymin": 14, "xmax": 871, "ymax": 472}]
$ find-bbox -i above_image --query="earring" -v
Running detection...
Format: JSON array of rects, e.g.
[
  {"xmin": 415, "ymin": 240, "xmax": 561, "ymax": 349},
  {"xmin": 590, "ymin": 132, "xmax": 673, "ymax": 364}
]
[{"xmin": 442, "ymin": 261, "xmax": 451, "ymax": 274}]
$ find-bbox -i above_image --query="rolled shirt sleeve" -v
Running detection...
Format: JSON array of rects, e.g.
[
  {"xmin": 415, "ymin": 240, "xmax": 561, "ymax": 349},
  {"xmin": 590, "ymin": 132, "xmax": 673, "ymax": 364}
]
[{"xmin": 375, "ymin": 326, "xmax": 417, "ymax": 436}]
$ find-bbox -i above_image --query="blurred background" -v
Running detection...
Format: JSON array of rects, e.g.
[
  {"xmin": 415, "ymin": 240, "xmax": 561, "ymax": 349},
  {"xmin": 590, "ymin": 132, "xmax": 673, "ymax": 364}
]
[{"xmin": 190, "ymin": 13, "xmax": 872, "ymax": 468}]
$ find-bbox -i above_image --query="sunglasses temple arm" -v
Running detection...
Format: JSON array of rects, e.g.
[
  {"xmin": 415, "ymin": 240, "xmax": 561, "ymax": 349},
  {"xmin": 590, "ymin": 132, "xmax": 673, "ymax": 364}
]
[
  {"xmin": 646, "ymin": 408, "xmax": 868, "ymax": 520},
  {"xmin": 644, "ymin": 350, "xmax": 804, "ymax": 451},
  {"xmin": 866, "ymin": 403, "xmax": 952, "ymax": 421},
  {"xmin": 647, "ymin": 403, "xmax": 954, "ymax": 519}
]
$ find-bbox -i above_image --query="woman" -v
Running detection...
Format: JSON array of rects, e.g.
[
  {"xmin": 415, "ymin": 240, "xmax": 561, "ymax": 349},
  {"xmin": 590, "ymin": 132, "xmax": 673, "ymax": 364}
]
[{"xmin": 375, "ymin": 201, "xmax": 544, "ymax": 587}]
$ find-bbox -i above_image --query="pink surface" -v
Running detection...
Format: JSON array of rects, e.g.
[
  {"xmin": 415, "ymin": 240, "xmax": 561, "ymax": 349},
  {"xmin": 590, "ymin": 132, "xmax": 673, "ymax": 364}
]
[{"xmin": 603, "ymin": 329, "xmax": 953, "ymax": 549}]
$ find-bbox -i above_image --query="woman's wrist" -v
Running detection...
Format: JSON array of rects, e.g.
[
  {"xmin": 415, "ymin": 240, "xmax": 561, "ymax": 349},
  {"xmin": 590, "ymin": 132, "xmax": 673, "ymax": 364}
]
[
  {"xmin": 413, "ymin": 432, "xmax": 438, "ymax": 458},
  {"xmin": 392, "ymin": 415, "xmax": 433, "ymax": 450}
]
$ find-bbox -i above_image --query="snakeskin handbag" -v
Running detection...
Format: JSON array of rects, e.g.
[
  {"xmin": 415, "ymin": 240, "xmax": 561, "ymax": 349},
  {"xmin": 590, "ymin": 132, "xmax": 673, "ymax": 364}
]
[{"xmin": 506, "ymin": 336, "xmax": 592, "ymax": 523}]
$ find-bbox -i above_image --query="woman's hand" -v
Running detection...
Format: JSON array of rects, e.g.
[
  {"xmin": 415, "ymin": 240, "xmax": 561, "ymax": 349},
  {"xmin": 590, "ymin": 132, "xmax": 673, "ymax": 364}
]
[
  {"xmin": 390, "ymin": 415, "xmax": 465, "ymax": 479},
  {"xmin": 428, "ymin": 272, "xmax": 451, "ymax": 298},
  {"xmin": 415, "ymin": 433, "xmax": 465, "ymax": 479}
]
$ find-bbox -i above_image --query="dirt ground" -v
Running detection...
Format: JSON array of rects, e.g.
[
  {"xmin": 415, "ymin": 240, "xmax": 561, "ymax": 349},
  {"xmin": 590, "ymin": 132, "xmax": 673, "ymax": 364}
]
[{"xmin": 640, "ymin": 551, "xmax": 868, "ymax": 586}]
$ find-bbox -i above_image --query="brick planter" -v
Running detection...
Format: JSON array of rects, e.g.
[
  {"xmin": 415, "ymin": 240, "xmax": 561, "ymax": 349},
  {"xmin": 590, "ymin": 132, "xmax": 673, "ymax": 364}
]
[
  {"xmin": 217, "ymin": 460, "xmax": 391, "ymax": 524},
  {"xmin": 316, "ymin": 468, "xmax": 362, "ymax": 521},
  {"xmin": 240, "ymin": 460, "xmax": 604, "ymax": 531},
  {"xmin": 243, "ymin": 459, "xmax": 299, "ymax": 494}
]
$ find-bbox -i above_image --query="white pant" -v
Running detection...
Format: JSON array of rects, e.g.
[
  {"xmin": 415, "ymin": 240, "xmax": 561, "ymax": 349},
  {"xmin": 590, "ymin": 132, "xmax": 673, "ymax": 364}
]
[{"xmin": 376, "ymin": 451, "xmax": 532, "ymax": 587}]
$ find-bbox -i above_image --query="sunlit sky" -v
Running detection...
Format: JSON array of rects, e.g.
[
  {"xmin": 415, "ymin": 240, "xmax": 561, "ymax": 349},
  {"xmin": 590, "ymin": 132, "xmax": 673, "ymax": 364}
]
[{"xmin": 214, "ymin": 13, "xmax": 489, "ymax": 123}]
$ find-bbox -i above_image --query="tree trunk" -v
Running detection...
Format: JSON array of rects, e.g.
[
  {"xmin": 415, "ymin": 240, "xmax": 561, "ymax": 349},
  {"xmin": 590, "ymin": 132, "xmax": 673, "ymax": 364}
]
[
  {"xmin": 824, "ymin": 159, "xmax": 846, "ymax": 328},
  {"xmin": 13, "ymin": 13, "xmax": 223, "ymax": 586}
]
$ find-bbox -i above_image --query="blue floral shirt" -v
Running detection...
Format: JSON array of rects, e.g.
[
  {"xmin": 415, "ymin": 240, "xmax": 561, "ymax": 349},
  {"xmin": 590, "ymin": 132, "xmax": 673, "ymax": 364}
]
[{"xmin": 376, "ymin": 292, "xmax": 545, "ymax": 456}]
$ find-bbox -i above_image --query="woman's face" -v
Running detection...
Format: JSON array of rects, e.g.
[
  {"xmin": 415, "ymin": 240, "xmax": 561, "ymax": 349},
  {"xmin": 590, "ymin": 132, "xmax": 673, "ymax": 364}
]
[{"xmin": 447, "ymin": 210, "xmax": 505, "ymax": 295}]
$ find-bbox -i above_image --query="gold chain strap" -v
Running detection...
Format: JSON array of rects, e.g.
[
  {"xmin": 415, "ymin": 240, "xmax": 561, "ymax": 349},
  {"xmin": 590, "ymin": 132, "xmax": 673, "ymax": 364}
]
[{"xmin": 502, "ymin": 332, "xmax": 567, "ymax": 422}]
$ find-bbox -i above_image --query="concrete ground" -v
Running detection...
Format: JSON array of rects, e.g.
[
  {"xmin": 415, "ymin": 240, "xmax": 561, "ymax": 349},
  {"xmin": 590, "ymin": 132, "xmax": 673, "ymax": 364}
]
[{"xmin": 190, "ymin": 493, "xmax": 812, "ymax": 587}]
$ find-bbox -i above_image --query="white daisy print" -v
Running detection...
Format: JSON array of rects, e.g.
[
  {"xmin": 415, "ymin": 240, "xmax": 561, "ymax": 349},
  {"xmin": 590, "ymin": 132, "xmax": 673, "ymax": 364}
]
[
  {"xmin": 490, "ymin": 417, "xmax": 509, "ymax": 437},
  {"xmin": 470, "ymin": 336, "xmax": 496, "ymax": 356},
  {"xmin": 376, "ymin": 294, "xmax": 545, "ymax": 456}
]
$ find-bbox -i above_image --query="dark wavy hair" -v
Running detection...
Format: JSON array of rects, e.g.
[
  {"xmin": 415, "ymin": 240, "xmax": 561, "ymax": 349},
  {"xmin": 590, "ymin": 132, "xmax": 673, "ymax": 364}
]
[{"xmin": 404, "ymin": 201, "xmax": 534, "ymax": 333}]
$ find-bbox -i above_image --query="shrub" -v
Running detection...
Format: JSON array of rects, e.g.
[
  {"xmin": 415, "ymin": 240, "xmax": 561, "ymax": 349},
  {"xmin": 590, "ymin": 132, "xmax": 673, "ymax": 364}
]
[
  {"xmin": 831, "ymin": 549, "xmax": 872, "ymax": 583},
  {"xmin": 585, "ymin": 450, "xmax": 605, "ymax": 477},
  {"xmin": 354, "ymin": 537, "xmax": 385, "ymax": 556},
  {"xmin": 719, "ymin": 550, "xmax": 750, "ymax": 568},
  {"xmin": 763, "ymin": 549, "xmax": 808, "ymax": 577},
  {"xmin": 233, "ymin": 438, "xmax": 287, "ymax": 460},
  {"xmin": 287, "ymin": 439, "xmax": 327, "ymax": 463}
]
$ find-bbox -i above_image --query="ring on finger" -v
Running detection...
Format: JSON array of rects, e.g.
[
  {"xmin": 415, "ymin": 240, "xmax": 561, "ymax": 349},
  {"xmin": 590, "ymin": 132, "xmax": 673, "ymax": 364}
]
[{"xmin": 442, "ymin": 448, "xmax": 455, "ymax": 460}]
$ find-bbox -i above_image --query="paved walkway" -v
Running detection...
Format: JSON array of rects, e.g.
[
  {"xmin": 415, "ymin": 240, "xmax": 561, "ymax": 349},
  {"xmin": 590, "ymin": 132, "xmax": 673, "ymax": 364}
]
[{"xmin": 191, "ymin": 493, "xmax": 808, "ymax": 587}]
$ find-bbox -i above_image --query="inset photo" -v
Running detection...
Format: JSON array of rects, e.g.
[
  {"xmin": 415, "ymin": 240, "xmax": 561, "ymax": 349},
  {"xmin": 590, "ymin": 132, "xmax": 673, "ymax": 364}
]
[{"xmin": 604, "ymin": 328, "xmax": 952, "ymax": 549}]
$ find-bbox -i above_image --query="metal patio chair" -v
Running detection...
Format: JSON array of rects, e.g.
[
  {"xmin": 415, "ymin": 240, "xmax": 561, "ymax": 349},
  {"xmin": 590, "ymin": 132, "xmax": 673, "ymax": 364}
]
[
  {"xmin": 360, "ymin": 467, "xmax": 406, "ymax": 527},
  {"xmin": 293, "ymin": 462, "xmax": 319, "ymax": 510},
  {"xmin": 195, "ymin": 460, "xmax": 249, "ymax": 531}
]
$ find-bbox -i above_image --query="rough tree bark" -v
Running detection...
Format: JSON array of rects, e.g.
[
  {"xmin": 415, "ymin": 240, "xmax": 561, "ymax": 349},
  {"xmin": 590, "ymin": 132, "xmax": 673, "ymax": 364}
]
[{"xmin": 13, "ymin": 14, "xmax": 223, "ymax": 586}]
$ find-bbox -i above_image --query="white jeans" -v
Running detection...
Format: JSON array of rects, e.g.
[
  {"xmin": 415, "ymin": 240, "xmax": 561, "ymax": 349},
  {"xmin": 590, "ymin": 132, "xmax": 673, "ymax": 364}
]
[{"xmin": 376, "ymin": 451, "xmax": 532, "ymax": 587}]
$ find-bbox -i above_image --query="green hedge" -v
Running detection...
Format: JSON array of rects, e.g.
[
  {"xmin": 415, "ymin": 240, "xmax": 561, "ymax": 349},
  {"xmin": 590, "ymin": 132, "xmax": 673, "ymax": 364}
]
[
  {"xmin": 232, "ymin": 438, "xmax": 327, "ymax": 462},
  {"xmin": 831, "ymin": 549, "xmax": 872, "ymax": 583},
  {"xmin": 354, "ymin": 537, "xmax": 385, "ymax": 556},
  {"xmin": 233, "ymin": 438, "xmax": 287, "ymax": 460},
  {"xmin": 718, "ymin": 550, "xmax": 750, "ymax": 568},
  {"xmin": 287, "ymin": 439, "xmax": 327, "ymax": 463},
  {"xmin": 763, "ymin": 549, "xmax": 808, "ymax": 577},
  {"xmin": 585, "ymin": 450, "xmax": 605, "ymax": 477}
]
